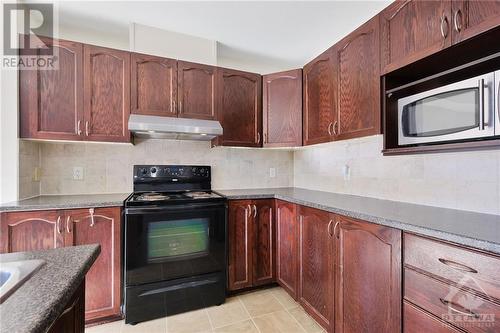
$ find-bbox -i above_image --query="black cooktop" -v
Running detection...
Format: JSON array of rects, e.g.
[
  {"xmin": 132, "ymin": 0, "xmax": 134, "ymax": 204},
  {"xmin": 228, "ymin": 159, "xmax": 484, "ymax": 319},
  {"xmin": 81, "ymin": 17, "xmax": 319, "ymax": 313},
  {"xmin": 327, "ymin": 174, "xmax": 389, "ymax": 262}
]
[{"xmin": 126, "ymin": 190, "xmax": 226, "ymax": 207}]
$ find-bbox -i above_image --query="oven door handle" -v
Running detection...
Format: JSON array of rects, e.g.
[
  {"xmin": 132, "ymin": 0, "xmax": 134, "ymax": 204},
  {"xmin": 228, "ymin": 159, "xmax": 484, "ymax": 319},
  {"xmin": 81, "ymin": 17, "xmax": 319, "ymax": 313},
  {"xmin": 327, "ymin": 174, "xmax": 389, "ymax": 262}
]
[{"xmin": 125, "ymin": 202, "xmax": 226, "ymax": 214}]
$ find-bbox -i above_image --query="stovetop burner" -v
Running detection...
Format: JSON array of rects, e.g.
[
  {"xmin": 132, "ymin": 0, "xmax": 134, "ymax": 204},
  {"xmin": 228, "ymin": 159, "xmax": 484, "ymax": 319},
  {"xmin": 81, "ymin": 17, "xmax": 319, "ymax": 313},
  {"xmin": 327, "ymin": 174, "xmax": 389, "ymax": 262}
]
[
  {"xmin": 135, "ymin": 192, "xmax": 170, "ymax": 201},
  {"xmin": 127, "ymin": 190, "xmax": 225, "ymax": 206}
]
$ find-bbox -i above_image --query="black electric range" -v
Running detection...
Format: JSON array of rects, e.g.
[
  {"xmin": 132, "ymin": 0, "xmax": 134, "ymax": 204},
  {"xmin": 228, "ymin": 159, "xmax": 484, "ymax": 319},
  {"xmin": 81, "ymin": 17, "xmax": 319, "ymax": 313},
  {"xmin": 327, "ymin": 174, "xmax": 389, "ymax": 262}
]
[{"xmin": 124, "ymin": 165, "xmax": 227, "ymax": 324}]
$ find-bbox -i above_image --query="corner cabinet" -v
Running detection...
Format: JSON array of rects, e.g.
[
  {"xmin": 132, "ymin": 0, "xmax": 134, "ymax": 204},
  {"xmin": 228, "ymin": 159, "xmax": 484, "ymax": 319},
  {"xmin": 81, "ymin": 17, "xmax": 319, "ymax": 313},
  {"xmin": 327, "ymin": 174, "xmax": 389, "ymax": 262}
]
[
  {"xmin": 227, "ymin": 199, "xmax": 275, "ymax": 291},
  {"xmin": 262, "ymin": 69, "xmax": 302, "ymax": 147},
  {"xmin": 303, "ymin": 47, "xmax": 337, "ymax": 146},
  {"xmin": 334, "ymin": 215, "xmax": 401, "ymax": 333},
  {"xmin": 84, "ymin": 45, "xmax": 130, "ymax": 142},
  {"xmin": 215, "ymin": 68, "xmax": 262, "ymax": 147},
  {"xmin": 0, "ymin": 207, "xmax": 122, "ymax": 324}
]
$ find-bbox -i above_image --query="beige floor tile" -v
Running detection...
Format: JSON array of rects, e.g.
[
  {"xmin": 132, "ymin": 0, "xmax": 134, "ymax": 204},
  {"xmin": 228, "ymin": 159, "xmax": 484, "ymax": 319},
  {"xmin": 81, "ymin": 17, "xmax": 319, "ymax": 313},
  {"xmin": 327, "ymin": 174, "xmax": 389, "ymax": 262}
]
[
  {"xmin": 167, "ymin": 309, "xmax": 212, "ymax": 333},
  {"xmin": 207, "ymin": 297, "xmax": 250, "ymax": 328},
  {"xmin": 239, "ymin": 290, "xmax": 284, "ymax": 317},
  {"xmin": 271, "ymin": 288, "xmax": 299, "ymax": 310},
  {"xmin": 213, "ymin": 320, "xmax": 259, "ymax": 333},
  {"xmin": 288, "ymin": 307, "xmax": 324, "ymax": 333},
  {"xmin": 253, "ymin": 310, "xmax": 305, "ymax": 333},
  {"xmin": 122, "ymin": 318, "xmax": 167, "ymax": 333},
  {"xmin": 85, "ymin": 320, "xmax": 123, "ymax": 333}
]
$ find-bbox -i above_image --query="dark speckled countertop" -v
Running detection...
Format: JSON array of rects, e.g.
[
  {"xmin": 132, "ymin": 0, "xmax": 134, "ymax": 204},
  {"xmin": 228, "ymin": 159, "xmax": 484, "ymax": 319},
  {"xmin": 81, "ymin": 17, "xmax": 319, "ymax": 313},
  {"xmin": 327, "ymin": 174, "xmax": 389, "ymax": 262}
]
[
  {"xmin": 0, "ymin": 245, "xmax": 100, "ymax": 333},
  {"xmin": 0, "ymin": 193, "xmax": 130, "ymax": 212},
  {"xmin": 216, "ymin": 187, "xmax": 500, "ymax": 254}
]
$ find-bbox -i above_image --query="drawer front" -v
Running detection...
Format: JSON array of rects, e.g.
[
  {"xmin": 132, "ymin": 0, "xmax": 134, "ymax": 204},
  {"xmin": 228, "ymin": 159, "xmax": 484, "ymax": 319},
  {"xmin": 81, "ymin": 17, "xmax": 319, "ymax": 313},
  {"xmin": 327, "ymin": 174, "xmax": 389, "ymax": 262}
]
[
  {"xmin": 404, "ymin": 301, "xmax": 463, "ymax": 333},
  {"xmin": 405, "ymin": 268, "xmax": 500, "ymax": 333},
  {"xmin": 404, "ymin": 233, "xmax": 500, "ymax": 301}
]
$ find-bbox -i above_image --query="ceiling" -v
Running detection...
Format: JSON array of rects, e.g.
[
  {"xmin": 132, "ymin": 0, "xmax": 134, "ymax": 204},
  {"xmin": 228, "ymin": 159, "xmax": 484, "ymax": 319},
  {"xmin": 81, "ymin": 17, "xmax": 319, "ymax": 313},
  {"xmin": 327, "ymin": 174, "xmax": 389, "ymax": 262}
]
[{"xmin": 51, "ymin": 1, "xmax": 390, "ymax": 72}]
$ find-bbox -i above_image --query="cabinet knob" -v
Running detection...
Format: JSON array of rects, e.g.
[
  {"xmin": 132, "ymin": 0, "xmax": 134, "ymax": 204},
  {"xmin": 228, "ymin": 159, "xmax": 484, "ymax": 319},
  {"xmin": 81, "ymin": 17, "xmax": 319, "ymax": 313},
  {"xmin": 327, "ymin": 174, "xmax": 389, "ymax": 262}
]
[
  {"xmin": 440, "ymin": 15, "xmax": 449, "ymax": 39},
  {"xmin": 66, "ymin": 216, "xmax": 72, "ymax": 233},
  {"xmin": 453, "ymin": 9, "xmax": 462, "ymax": 32}
]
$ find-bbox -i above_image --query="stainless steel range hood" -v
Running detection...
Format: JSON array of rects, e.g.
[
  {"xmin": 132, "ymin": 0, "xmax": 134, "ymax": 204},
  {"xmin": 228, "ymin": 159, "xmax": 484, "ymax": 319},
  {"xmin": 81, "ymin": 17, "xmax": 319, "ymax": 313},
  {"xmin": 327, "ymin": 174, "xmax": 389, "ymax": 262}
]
[{"xmin": 128, "ymin": 114, "xmax": 223, "ymax": 141}]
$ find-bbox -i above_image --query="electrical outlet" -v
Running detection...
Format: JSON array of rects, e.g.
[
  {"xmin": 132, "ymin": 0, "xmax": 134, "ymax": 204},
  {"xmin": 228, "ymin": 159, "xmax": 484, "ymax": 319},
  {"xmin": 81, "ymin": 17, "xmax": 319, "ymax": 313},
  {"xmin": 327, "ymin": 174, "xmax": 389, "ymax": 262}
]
[
  {"xmin": 269, "ymin": 167, "xmax": 276, "ymax": 178},
  {"xmin": 73, "ymin": 167, "xmax": 84, "ymax": 180},
  {"xmin": 343, "ymin": 164, "xmax": 351, "ymax": 181}
]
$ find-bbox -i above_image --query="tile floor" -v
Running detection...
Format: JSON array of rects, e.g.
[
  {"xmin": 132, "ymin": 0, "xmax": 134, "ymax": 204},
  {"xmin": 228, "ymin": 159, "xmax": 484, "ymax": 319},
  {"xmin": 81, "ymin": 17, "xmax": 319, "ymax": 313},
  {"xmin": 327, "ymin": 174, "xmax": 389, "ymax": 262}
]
[{"xmin": 85, "ymin": 286, "xmax": 326, "ymax": 333}]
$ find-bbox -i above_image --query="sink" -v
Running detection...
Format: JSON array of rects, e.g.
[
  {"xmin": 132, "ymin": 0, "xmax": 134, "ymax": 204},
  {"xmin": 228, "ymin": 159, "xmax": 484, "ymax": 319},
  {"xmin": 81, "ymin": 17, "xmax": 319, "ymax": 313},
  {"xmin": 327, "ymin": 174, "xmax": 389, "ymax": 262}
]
[{"xmin": 0, "ymin": 259, "xmax": 45, "ymax": 303}]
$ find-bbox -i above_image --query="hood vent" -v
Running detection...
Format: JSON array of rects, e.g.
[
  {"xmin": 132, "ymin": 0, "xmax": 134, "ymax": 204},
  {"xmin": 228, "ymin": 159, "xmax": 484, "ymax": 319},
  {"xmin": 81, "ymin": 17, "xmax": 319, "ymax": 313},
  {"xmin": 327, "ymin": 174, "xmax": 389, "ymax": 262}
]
[{"xmin": 128, "ymin": 114, "xmax": 223, "ymax": 141}]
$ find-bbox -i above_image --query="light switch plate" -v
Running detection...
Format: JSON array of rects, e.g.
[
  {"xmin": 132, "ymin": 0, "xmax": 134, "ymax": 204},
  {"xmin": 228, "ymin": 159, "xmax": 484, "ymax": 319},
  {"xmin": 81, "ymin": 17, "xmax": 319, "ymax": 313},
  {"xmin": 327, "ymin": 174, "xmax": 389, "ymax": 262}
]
[
  {"xmin": 73, "ymin": 167, "xmax": 84, "ymax": 180},
  {"xmin": 269, "ymin": 167, "xmax": 276, "ymax": 178}
]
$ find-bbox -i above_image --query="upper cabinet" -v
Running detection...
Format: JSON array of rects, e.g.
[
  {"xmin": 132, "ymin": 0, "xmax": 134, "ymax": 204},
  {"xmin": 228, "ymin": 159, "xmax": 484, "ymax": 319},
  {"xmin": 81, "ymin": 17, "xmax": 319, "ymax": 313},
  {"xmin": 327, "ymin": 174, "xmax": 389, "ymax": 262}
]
[
  {"xmin": 451, "ymin": 1, "xmax": 500, "ymax": 44},
  {"xmin": 303, "ymin": 47, "xmax": 337, "ymax": 146},
  {"xmin": 335, "ymin": 16, "xmax": 381, "ymax": 140},
  {"xmin": 380, "ymin": 0, "xmax": 452, "ymax": 74},
  {"xmin": 177, "ymin": 61, "xmax": 218, "ymax": 120},
  {"xmin": 130, "ymin": 53, "xmax": 177, "ymax": 117},
  {"xmin": 216, "ymin": 68, "xmax": 262, "ymax": 147},
  {"xmin": 262, "ymin": 69, "xmax": 302, "ymax": 147},
  {"xmin": 20, "ymin": 37, "xmax": 84, "ymax": 141},
  {"xmin": 84, "ymin": 45, "xmax": 130, "ymax": 142}
]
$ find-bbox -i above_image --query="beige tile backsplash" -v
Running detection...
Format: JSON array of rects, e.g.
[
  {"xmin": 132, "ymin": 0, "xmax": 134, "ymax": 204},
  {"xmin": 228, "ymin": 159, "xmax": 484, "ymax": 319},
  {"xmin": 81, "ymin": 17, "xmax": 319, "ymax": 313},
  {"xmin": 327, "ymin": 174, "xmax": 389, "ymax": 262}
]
[{"xmin": 18, "ymin": 135, "xmax": 500, "ymax": 215}]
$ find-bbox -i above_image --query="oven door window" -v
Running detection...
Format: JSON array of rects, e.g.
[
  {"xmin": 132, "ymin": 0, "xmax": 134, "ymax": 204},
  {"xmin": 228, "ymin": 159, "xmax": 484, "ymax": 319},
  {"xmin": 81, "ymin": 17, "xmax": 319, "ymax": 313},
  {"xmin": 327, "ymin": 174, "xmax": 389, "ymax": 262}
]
[
  {"xmin": 147, "ymin": 218, "xmax": 209, "ymax": 262},
  {"xmin": 402, "ymin": 88, "xmax": 479, "ymax": 137}
]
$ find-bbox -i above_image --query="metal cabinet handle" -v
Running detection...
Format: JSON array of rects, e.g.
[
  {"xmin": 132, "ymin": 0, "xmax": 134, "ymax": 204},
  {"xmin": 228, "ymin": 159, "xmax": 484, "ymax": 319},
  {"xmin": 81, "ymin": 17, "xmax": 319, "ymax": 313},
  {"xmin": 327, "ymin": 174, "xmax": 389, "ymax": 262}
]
[
  {"xmin": 257, "ymin": 133, "xmax": 261, "ymax": 144},
  {"xmin": 77, "ymin": 120, "xmax": 82, "ymax": 135},
  {"xmin": 56, "ymin": 216, "xmax": 62, "ymax": 234},
  {"xmin": 438, "ymin": 258, "xmax": 478, "ymax": 273},
  {"xmin": 85, "ymin": 121, "xmax": 89, "ymax": 136},
  {"xmin": 328, "ymin": 220, "xmax": 333, "ymax": 236},
  {"xmin": 440, "ymin": 15, "xmax": 449, "ymax": 39},
  {"xmin": 66, "ymin": 216, "xmax": 71, "ymax": 233},
  {"xmin": 333, "ymin": 221, "xmax": 340, "ymax": 238},
  {"xmin": 247, "ymin": 204, "xmax": 252, "ymax": 218},
  {"xmin": 478, "ymin": 79, "xmax": 485, "ymax": 130},
  {"xmin": 453, "ymin": 9, "xmax": 462, "ymax": 32},
  {"xmin": 89, "ymin": 208, "xmax": 95, "ymax": 227},
  {"xmin": 332, "ymin": 121, "xmax": 338, "ymax": 136},
  {"xmin": 327, "ymin": 122, "xmax": 333, "ymax": 136},
  {"xmin": 253, "ymin": 204, "xmax": 257, "ymax": 218},
  {"xmin": 179, "ymin": 101, "xmax": 183, "ymax": 114},
  {"xmin": 439, "ymin": 298, "xmax": 480, "ymax": 318}
]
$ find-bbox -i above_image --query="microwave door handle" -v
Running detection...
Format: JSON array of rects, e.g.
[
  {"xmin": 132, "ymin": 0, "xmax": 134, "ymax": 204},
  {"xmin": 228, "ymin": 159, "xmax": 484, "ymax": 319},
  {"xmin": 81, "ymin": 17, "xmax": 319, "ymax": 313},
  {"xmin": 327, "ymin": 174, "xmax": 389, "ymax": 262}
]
[{"xmin": 479, "ymin": 78, "xmax": 485, "ymax": 130}]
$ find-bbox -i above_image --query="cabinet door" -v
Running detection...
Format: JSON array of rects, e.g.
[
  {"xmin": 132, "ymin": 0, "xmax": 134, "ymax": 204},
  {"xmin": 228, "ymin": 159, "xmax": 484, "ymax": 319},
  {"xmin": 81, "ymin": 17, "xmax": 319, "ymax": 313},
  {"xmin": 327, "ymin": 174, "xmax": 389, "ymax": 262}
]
[
  {"xmin": 252, "ymin": 200, "xmax": 275, "ymax": 286},
  {"xmin": 298, "ymin": 206, "xmax": 334, "ymax": 331},
  {"xmin": 65, "ymin": 207, "xmax": 122, "ymax": 322},
  {"xmin": 335, "ymin": 16, "xmax": 381, "ymax": 140},
  {"xmin": 217, "ymin": 69, "xmax": 262, "ymax": 147},
  {"xmin": 228, "ymin": 200, "xmax": 253, "ymax": 290},
  {"xmin": 451, "ymin": 0, "xmax": 500, "ymax": 44},
  {"xmin": 303, "ymin": 48, "xmax": 337, "ymax": 146},
  {"xmin": 334, "ymin": 215, "xmax": 401, "ymax": 333},
  {"xmin": 84, "ymin": 45, "xmax": 130, "ymax": 142},
  {"xmin": 0, "ymin": 210, "xmax": 65, "ymax": 253},
  {"xmin": 380, "ymin": 0, "xmax": 452, "ymax": 73},
  {"xmin": 262, "ymin": 69, "xmax": 302, "ymax": 147},
  {"xmin": 19, "ymin": 36, "xmax": 84, "ymax": 141},
  {"xmin": 178, "ymin": 61, "xmax": 217, "ymax": 120},
  {"xmin": 47, "ymin": 280, "xmax": 85, "ymax": 333},
  {"xmin": 130, "ymin": 53, "xmax": 177, "ymax": 117},
  {"xmin": 276, "ymin": 200, "xmax": 298, "ymax": 299}
]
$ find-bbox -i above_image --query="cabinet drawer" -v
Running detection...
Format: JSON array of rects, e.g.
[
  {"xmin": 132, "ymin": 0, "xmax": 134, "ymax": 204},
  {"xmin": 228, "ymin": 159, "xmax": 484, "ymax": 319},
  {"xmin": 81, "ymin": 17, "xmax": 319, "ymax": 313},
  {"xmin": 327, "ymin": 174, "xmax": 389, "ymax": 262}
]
[
  {"xmin": 404, "ymin": 233, "xmax": 500, "ymax": 301},
  {"xmin": 404, "ymin": 301, "xmax": 463, "ymax": 333},
  {"xmin": 405, "ymin": 268, "xmax": 499, "ymax": 333}
]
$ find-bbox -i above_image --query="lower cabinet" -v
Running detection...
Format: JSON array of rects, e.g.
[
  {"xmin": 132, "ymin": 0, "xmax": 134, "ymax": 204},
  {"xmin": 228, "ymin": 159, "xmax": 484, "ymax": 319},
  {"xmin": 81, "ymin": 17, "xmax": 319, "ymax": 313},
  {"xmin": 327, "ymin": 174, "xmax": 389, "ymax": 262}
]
[
  {"xmin": 0, "ymin": 207, "xmax": 122, "ymax": 324},
  {"xmin": 47, "ymin": 280, "xmax": 86, "ymax": 333},
  {"xmin": 227, "ymin": 199, "xmax": 275, "ymax": 290},
  {"xmin": 334, "ymin": 215, "xmax": 402, "ymax": 333},
  {"xmin": 298, "ymin": 206, "xmax": 335, "ymax": 331},
  {"xmin": 276, "ymin": 200, "xmax": 299, "ymax": 299}
]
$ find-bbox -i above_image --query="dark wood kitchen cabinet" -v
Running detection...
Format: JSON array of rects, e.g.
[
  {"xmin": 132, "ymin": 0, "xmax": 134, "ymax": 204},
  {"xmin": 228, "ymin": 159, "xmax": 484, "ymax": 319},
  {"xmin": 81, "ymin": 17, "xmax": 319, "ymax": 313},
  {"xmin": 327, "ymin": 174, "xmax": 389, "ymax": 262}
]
[
  {"xmin": 227, "ymin": 199, "xmax": 275, "ymax": 291},
  {"xmin": 215, "ymin": 68, "xmax": 262, "ymax": 147},
  {"xmin": 83, "ymin": 45, "xmax": 130, "ymax": 142},
  {"xmin": 177, "ymin": 61, "xmax": 218, "ymax": 120},
  {"xmin": 451, "ymin": 0, "xmax": 500, "ymax": 44},
  {"xmin": 334, "ymin": 215, "xmax": 401, "ymax": 333},
  {"xmin": 303, "ymin": 47, "xmax": 337, "ymax": 146},
  {"xmin": 276, "ymin": 200, "xmax": 299, "ymax": 299},
  {"xmin": 334, "ymin": 15, "xmax": 381, "ymax": 140},
  {"xmin": 47, "ymin": 280, "xmax": 86, "ymax": 333},
  {"xmin": 19, "ymin": 36, "xmax": 84, "ymax": 141},
  {"xmin": 380, "ymin": 0, "xmax": 452, "ymax": 74},
  {"xmin": 130, "ymin": 53, "xmax": 177, "ymax": 117},
  {"xmin": 0, "ymin": 210, "xmax": 65, "ymax": 253},
  {"xmin": 65, "ymin": 207, "xmax": 122, "ymax": 323},
  {"xmin": 262, "ymin": 69, "xmax": 302, "ymax": 147},
  {"xmin": 298, "ymin": 205, "xmax": 334, "ymax": 331}
]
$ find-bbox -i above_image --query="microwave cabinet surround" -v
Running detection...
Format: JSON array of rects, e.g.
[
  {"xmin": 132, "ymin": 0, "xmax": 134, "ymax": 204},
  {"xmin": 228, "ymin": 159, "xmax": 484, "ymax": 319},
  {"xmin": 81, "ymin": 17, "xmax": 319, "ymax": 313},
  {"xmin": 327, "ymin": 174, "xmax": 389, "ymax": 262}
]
[{"xmin": 398, "ymin": 71, "xmax": 499, "ymax": 146}]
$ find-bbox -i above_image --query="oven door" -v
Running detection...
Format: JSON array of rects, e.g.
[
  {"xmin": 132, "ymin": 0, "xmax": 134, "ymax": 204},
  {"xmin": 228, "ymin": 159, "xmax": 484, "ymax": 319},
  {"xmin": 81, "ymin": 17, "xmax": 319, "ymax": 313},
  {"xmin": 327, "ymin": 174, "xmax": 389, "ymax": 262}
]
[
  {"xmin": 125, "ymin": 201, "xmax": 227, "ymax": 286},
  {"xmin": 398, "ymin": 73, "xmax": 495, "ymax": 146}
]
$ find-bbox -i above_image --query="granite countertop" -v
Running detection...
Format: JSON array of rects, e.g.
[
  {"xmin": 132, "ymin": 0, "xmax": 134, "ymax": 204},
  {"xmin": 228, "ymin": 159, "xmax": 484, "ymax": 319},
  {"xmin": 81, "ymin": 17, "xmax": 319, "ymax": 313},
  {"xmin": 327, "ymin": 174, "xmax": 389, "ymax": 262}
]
[
  {"xmin": 0, "ymin": 193, "xmax": 130, "ymax": 212},
  {"xmin": 0, "ymin": 245, "xmax": 100, "ymax": 333},
  {"xmin": 216, "ymin": 187, "xmax": 500, "ymax": 254}
]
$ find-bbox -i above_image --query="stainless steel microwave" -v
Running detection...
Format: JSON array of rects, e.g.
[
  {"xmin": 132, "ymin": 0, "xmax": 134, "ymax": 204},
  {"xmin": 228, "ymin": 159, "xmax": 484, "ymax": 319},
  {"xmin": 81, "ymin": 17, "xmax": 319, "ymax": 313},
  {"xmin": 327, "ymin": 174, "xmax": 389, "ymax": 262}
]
[{"xmin": 398, "ymin": 71, "xmax": 500, "ymax": 146}]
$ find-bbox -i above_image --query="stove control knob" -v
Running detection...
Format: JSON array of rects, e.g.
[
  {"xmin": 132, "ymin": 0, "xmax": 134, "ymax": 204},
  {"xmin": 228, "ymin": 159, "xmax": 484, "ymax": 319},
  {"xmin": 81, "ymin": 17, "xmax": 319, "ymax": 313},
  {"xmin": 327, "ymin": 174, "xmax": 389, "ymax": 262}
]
[
  {"xmin": 140, "ymin": 168, "xmax": 147, "ymax": 175},
  {"xmin": 150, "ymin": 167, "xmax": 157, "ymax": 174}
]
